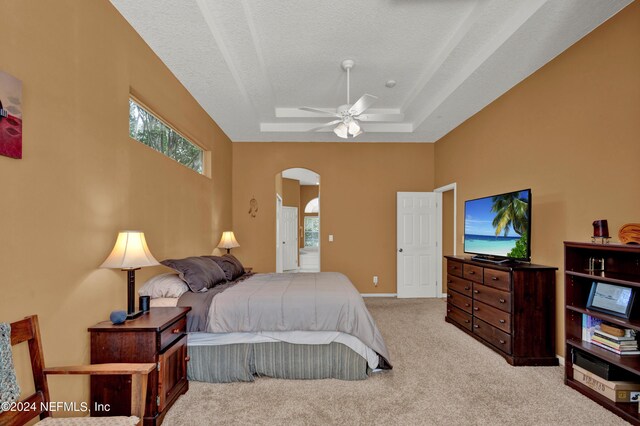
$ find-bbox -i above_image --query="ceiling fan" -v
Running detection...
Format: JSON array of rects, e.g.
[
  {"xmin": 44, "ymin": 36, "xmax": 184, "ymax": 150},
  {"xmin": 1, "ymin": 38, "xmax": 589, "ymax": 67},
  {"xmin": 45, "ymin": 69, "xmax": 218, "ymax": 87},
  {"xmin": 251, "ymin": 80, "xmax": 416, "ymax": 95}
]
[{"xmin": 300, "ymin": 59, "xmax": 399, "ymax": 139}]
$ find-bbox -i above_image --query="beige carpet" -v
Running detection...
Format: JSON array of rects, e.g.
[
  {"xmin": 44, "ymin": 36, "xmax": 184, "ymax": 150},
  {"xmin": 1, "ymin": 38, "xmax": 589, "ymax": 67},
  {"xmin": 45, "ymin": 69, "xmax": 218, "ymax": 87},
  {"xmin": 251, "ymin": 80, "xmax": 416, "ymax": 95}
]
[{"xmin": 163, "ymin": 298, "xmax": 626, "ymax": 425}]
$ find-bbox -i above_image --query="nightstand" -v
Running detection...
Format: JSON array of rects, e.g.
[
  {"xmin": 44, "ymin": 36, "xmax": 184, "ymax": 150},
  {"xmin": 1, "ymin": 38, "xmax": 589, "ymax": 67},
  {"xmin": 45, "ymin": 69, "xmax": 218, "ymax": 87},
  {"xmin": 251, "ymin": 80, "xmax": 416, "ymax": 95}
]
[{"xmin": 88, "ymin": 307, "xmax": 191, "ymax": 425}]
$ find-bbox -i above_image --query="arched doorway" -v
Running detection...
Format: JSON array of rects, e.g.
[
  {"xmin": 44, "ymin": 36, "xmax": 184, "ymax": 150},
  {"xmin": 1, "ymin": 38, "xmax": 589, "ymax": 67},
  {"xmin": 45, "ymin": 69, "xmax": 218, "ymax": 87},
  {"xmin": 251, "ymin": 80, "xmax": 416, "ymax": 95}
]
[{"xmin": 275, "ymin": 168, "xmax": 320, "ymax": 273}]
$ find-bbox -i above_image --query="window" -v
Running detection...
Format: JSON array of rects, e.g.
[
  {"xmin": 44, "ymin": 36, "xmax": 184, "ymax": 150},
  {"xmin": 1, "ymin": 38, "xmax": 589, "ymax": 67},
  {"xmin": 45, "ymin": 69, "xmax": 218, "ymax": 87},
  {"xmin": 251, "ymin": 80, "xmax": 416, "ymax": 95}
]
[
  {"xmin": 304, "ymin": 198, "xmax": 319, "ymax": 213},
  {"xmin": 304, "ymin": 216, "xmax": 319, "ymax": 247},
  {"xmin": 128, "ymin": 98, "xmax": 204, "ymax": 174}
]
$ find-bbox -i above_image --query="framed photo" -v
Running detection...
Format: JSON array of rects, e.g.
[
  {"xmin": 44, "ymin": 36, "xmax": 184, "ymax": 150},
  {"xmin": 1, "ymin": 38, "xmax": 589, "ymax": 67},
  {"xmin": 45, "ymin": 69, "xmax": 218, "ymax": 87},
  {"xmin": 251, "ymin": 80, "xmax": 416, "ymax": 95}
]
[{"xmin": 587, "ymin": 281, "xmax": 635, "ymax": 319}]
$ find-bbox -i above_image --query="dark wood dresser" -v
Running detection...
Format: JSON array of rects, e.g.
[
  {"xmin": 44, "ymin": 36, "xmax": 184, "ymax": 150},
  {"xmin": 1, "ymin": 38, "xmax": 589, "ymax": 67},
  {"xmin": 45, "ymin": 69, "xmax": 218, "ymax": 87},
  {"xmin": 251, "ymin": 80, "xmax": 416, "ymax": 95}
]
[
  {"xmin": 89, "ymin": 307, "xmax": 190, "ymax": 425},
  {"xmin": 444, "ymin": 256, "xmax": 558, "ymax": 366}
]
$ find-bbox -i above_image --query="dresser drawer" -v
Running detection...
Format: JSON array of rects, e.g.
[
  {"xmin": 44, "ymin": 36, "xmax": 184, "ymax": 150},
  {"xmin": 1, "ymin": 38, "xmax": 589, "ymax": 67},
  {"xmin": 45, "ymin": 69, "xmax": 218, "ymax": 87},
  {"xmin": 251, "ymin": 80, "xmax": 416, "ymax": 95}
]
[
  {"xmin": 447, "ymin": 274, "xmax": 472, "ymax": 297},
  {"xmin": 447, "ymin": 303, "xmax": 472, "ymax": 331},
  {"xmin": 160, "ymin": 316, "xmax": 187, "ymax": 352},
  {"xmin": 447, "ymin": 291, "xmax": 472, "ymax": 314},
  {"xmin": 483, "ymin": 268, "xmax": 511, "ymax": 291},
  {"xmin": 463, "ymin": 264, "xmax": 483, "ymax": 283},
  {"xmin": 447, "ymin": 260, "xmax": 463, "ymax": 278},
  {"xmin": 473, "ymin": 318, "xmax": 512, "ymax": 354},
  {"xmin": 473, "ymin": 300, "xmax": 511, "ymax": 333},
  {"xmin": 472, "ymin": 283, "xmax": 511, "ymax": 313}
]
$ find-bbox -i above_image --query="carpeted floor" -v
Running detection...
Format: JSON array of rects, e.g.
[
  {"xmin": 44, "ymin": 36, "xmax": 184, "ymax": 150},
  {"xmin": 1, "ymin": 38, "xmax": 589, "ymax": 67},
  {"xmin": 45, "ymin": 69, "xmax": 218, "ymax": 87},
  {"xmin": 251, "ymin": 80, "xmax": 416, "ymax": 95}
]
[{"xmin": 163, "ymin": 298, "xmax": 626, "ymax": 425}]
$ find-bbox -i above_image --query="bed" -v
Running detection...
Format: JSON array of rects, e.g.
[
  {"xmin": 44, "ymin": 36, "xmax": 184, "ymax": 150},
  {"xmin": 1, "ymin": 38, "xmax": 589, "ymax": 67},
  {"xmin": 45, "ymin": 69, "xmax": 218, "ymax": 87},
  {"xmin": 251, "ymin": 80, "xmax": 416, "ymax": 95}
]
[{"xmin": 142, "ymin": 255, "xmax": 392, "ymax": 383}]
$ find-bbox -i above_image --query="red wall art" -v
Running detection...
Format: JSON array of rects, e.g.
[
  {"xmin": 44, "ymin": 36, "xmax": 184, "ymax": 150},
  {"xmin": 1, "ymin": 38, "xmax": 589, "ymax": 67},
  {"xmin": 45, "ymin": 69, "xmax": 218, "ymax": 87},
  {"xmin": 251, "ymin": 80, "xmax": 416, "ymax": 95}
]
[{"xmin": 0, "ymin": 70, "xmax": 22, "ymax": 159}]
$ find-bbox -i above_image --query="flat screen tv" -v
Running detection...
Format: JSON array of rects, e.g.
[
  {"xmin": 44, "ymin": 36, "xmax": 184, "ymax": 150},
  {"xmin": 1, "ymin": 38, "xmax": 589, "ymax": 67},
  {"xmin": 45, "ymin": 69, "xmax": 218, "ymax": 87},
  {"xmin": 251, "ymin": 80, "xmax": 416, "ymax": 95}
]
[{"xmin": 464, "ymin": 189, "xmax": 531, "ymax": 263}]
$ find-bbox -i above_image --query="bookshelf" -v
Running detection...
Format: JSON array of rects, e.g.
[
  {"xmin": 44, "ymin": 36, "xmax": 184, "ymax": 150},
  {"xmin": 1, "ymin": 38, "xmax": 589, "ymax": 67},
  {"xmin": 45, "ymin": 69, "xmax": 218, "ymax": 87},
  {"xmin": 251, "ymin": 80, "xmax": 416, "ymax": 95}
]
[{"xmin": 564, "ymin": 241, "xmax": 640, "ymax": 425}]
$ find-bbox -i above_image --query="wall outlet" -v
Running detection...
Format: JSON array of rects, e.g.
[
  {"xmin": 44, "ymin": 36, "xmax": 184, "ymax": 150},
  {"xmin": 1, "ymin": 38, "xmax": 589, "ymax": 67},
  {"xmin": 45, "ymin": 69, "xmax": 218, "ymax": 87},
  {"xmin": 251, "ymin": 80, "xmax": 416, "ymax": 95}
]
[
  {"xmin": 373, "ymin": 276, "xmax": 378, "ymax": 286},
  {"xmin": 329, "ymin": 234, "xmax": 334, "ymax": 242}
]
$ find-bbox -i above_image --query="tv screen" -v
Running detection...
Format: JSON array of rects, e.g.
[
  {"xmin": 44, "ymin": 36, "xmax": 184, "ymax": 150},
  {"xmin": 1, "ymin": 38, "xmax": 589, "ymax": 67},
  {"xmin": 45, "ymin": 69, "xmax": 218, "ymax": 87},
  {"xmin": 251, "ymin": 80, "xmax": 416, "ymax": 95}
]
[{"xmin": 464, "ymin": 189, "xmax": 531, "ymax": 261}]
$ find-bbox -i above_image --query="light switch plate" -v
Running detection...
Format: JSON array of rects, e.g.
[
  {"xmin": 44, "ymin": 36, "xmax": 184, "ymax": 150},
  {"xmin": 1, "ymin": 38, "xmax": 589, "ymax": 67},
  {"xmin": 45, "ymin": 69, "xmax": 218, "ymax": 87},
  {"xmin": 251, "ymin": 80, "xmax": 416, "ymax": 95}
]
[{"xmin": 329, "ymin": 234, "xmax": 334, "ymax": 242}]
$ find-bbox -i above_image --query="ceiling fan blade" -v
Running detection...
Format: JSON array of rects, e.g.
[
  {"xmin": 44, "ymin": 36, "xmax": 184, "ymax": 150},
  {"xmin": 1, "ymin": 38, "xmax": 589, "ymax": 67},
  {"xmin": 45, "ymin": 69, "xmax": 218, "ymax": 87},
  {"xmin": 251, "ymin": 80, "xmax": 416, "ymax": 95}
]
[
  {"xmin": 348, "ymin": 94, "xmax": 378, "ymax": 116},
  {"xmin": 299, "ymin": 107, "xmax": 340, "ymax": 117},
  {"xmin": 356, "ymin": 113, "xmax": 404, "ymax": 122},
  {"xmin": 308, "ymin": 120, "xmax": 342, "ymax": 132}
]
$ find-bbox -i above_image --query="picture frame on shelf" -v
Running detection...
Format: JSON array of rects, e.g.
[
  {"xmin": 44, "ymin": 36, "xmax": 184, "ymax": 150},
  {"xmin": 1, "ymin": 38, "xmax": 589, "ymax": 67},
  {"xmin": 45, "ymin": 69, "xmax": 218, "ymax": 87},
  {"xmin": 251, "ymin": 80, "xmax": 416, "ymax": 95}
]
[{"xmin": 587, "ymin": 281, "xmax": 636, "ymax": 319}]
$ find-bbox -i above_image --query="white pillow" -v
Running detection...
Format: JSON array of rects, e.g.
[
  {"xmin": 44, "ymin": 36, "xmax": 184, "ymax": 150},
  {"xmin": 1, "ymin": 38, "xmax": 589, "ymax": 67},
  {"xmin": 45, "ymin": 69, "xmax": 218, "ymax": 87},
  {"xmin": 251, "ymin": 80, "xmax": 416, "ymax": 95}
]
[{"xmin": 138, "ymin": 273, "xmax": 189, "ymax": 299}]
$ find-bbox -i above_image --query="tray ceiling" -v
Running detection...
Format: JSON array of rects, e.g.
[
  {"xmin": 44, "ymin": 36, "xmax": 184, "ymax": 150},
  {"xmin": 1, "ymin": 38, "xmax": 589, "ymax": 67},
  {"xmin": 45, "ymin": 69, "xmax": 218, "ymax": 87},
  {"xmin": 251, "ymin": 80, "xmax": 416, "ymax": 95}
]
[{"xmin": 110, "ymin": 0, "xmax": 631, "ymax": 142}]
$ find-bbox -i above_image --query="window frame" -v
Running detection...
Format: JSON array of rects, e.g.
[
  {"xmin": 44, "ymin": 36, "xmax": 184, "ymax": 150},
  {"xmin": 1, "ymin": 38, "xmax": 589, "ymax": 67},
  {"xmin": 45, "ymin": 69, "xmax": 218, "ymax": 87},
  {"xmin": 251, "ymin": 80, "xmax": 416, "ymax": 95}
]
[
  {"xmin": 128, "ymin": 95, "xmax": 211, "ymax": 177},
  {"xmin": 304, "ymin": 216, "xmax": 320, "ymax": 248}
]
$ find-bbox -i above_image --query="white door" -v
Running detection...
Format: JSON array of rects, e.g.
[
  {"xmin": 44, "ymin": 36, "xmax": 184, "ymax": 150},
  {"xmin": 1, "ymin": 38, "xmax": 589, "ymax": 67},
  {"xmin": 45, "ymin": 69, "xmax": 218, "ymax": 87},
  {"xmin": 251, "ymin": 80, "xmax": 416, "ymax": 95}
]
[
  {"xmin": 397, "ymin": 192, "xmax": 438, "ymax": 298},
  {"xmin": 276, "ymin": 195, "xmax": 283, "ymax": 273},
  {"xmin": 282, "ymin": 206, "xmax": 298, "ymax": 271}
]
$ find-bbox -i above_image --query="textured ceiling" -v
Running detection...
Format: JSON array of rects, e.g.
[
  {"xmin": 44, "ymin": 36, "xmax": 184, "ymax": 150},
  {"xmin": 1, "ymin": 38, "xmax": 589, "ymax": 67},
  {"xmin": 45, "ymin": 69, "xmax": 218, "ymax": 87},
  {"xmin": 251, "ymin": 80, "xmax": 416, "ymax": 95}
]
[
  {"xmin": 110, "ymin": 0, "xmax": 631, "ymax": 142},
  {"xmin": 282, "ymin": 168, "xmax": 320, "ymax": 186}
]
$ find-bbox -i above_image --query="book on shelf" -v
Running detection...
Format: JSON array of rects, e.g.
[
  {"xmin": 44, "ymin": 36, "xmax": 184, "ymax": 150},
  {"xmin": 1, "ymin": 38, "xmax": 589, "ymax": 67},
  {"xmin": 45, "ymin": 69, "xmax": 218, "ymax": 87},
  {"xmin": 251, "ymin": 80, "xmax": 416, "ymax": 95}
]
[
  {"xmin": 582, "ymin": 314, "xmax": 604, "ymax": 343},
  {"xmin": 591, "ymin": 340, "xmax": 640, "ymax": 355},
  {"xmin": 594, "ymin": 328, "xmax": 636, "ymax": 342},
  {"xmin": 592, "ymin": 335, "xmax": 638, "ymax": 351}
]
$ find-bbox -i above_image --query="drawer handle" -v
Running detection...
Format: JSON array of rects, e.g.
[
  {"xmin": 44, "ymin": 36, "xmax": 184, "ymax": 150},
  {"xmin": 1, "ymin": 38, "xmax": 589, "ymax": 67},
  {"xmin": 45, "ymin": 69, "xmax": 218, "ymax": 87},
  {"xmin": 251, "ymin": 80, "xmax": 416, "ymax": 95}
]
[
  {"xmin": 499, "ymin": 339, "xmax": 506, "ymax": 344},
  {"xmin": 491, "ymin": 276, "xmax": 498, "ymax": 281},
  {"xmin": 451, "ymin": 266, "xmax": 457, "ymax": 270},
  {"xmin": 185, "ymin": 355, "xmax": 191, "ymax": 362},
  {"xmin": 172, "ymin": 328, "xmax": 182, "ymax": 334},
  {"xmin": 464, "ymin": 320, "xmax": 470, "ymax": 323},
  {"xmin": 473, "ymin": 307, "xmax": 478, "ymax": 311},
  {"xmin": 447, "ymin": 309, "xmax": 451, "ymax": 313},
  {"xmin": 464, "ymin": 286, "xmax": 470, "ymax": 291},
  {"xmin": 499, "ymin": 298, "xmax": 505, "ymax": 304},
  {"xmin": 468, "ymin": 271, "xmax": 475, "ymax": 275},
  {"xmin": 473, "ymin": 290, "xmax": 479, "ymax": 294},
  {"xmin": 447, "ymin": 293, "xmax": 452, "ymax": 298},
  {"xmin": 447, "ymin": 280, "xmax": 452, "ymax": 284},
  {"xmin": 474, "ymin": 325, "xmax": 480, "ymax": 329},
  {"xmin": 465, "ymin": 303, "xmax": 471, "ymax": 307},
  {"xmin": 499, "ymin": 319, "xmax": 505, "ymax": 323}
]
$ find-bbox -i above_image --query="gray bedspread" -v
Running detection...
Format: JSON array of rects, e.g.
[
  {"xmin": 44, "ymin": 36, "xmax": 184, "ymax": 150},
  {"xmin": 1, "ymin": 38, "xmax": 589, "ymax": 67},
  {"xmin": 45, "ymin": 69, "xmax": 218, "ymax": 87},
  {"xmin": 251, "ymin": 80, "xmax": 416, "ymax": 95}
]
[{"xmin": 205, "ymin": 272, "xmax": 391, "ymax": 368}]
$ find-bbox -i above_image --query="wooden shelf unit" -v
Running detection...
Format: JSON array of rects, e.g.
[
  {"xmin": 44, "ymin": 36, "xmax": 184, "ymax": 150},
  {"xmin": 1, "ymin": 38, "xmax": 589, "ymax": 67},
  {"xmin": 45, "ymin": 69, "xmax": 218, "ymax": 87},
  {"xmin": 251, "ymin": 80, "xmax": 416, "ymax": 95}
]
[{"xmin": 564, "ymin": 241, "xmax": 640, "ymax": 425}]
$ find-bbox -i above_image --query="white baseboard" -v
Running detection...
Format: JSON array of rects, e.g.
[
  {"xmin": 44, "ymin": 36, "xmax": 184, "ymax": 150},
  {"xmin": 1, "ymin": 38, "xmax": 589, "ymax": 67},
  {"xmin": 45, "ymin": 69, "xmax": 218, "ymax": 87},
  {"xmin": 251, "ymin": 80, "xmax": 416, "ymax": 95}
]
[
  {"xmin": 361, "ymin": 293, "xmax": 397, "ymax": 298},
  {"xmin": 439, "ymin": 292, "xmax": 447, "ymax": 298},
  {"xmin": 557, "ymin": 355, "xmax": 565, "ymax": 366}
]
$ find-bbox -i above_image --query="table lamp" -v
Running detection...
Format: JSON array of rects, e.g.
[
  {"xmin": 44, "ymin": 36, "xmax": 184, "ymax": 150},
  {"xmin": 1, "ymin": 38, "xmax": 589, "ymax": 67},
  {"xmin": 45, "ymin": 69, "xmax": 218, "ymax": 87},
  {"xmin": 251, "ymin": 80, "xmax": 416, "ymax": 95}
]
[
  {"xmin": 100, "ymin": 231, "xmax": 160, "ymax": 319},
  {"xmin": 217, "ymin": 231, "xmax": 240, "ymax": 254}
]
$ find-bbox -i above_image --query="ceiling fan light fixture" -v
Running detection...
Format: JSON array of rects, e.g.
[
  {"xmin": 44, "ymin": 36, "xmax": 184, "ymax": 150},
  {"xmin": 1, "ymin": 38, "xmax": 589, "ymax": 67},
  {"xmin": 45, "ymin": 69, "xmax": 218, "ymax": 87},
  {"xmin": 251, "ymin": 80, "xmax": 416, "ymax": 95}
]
[
  {"xmin": 334, "ymin": 122, "xmax": 348, "ymax": 139},
  {"xmin": 348, "ymin": 120, "xmax": 361, "ymax": 136}
]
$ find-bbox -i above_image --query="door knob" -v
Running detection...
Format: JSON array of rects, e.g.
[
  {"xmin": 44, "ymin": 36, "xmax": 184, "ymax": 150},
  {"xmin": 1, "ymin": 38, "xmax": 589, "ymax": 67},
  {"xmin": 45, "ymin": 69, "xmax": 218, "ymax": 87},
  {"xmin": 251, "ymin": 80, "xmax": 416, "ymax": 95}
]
[{"xmin": 399, "ymin": 248, "xmax": 403, "ymax": 252}]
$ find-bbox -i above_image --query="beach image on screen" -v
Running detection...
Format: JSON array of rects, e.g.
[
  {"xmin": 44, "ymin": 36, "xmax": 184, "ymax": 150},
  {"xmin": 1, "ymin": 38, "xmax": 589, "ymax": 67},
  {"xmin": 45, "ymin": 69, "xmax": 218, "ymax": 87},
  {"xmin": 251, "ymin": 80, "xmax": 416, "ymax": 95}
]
[{"xmin": 464, "ymin": 190, "xmax": 530, "ymax": 258}]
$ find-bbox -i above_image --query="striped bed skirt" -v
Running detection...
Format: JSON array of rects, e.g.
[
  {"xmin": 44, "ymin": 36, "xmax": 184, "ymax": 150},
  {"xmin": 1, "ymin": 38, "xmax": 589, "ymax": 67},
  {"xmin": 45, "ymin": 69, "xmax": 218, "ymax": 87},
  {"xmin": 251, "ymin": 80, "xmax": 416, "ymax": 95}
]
[{"xmin": 188, "ymin": 342, "xmax": 369, "ymax": 382}]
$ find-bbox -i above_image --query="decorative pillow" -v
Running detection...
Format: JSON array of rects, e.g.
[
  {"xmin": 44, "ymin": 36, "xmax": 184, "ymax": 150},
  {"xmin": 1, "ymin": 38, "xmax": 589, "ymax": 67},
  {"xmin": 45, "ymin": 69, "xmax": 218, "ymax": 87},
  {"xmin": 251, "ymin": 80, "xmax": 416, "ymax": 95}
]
[
  {"xmin": 0, "ymin": 323, "xmax": 20, "ymax": 412},
  {"xmin": 138, "ymin": 273, "xmax": 189, "ymax": 299},
  {"xmin": 207, "ymin": 254, "xmax": 245, "ymax": 281},
  {"xmin": 161, "ymin": 257, "xmax": 227, "ymax": 292}
]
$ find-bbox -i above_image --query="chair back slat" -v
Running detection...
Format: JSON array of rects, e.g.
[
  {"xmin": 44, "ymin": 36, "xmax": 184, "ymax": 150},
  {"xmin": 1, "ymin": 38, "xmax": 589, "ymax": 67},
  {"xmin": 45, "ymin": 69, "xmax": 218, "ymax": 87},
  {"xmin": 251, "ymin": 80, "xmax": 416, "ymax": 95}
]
[
  {"xmin": 9, "ymin": 317, "xmax": 34, "ymax": 346},
  {"xmin": 0, "ymin": 315, "xmax": 51, "ymax": 425}
]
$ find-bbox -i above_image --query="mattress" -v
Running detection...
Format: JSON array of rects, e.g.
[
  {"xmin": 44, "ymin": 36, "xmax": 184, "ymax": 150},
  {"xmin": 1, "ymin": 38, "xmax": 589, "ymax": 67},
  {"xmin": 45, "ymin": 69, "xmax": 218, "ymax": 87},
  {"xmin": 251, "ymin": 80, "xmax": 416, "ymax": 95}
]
[{"xmin": 151, "ymin": 297, "xmax": 380, "ymax": 368}]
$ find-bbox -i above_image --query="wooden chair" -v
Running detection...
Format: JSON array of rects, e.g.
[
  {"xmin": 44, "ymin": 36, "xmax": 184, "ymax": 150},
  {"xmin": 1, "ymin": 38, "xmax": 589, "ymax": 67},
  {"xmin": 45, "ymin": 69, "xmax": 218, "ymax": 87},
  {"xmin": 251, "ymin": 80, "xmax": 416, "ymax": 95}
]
[{"xmin": 0, "ymin": 315, "xmax": 155, "ymax": 426}]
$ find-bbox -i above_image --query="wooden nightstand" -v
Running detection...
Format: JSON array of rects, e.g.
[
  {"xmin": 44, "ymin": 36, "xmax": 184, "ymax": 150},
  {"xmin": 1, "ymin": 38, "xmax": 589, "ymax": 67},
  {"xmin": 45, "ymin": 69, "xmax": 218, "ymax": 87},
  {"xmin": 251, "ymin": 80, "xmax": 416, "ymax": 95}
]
[{"xmin": 88, "ymin": 307, "xmax": 191, "ymax": 425}]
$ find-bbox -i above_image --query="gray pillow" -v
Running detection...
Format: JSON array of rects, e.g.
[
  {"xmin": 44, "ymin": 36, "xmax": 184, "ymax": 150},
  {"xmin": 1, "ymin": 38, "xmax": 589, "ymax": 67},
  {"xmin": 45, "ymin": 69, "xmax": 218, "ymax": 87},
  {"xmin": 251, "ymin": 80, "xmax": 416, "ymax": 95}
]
[
  {"xmin": 161, "ymin": 257, "xmax": 227, "ymax": 292},
  {"xmin": 206, "ymin": 255, "xmax": 245, "ymax": 281}
]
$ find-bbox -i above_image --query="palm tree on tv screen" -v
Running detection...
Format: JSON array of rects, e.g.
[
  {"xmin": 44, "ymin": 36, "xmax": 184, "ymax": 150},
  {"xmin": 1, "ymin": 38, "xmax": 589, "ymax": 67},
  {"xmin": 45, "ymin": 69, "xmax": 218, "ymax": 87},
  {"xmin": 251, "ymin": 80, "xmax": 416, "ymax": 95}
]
[{"xmin": 491, "ymin": 192, "xmax": 529, "ymax": 258}]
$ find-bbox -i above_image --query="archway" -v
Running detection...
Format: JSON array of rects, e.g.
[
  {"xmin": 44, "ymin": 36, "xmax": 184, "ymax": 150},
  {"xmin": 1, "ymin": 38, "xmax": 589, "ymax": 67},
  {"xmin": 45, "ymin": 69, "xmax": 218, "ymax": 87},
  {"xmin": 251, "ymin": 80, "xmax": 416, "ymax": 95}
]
[{"xmin": 275, "ymin": 168, "xmax": 320, "ymax": 273}]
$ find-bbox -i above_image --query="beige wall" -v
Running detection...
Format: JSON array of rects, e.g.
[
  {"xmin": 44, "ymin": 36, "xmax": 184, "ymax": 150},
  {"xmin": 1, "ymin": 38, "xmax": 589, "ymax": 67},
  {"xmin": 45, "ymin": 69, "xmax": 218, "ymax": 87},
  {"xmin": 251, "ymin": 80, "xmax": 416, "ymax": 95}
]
[
  {"xmin": 300, "ymin": 185, "xmax": 319, "ymax": 248},
  {"xmin": 282, "ymin": 178, "xmax": 300, "ymax": 208},
  {"xmin": 232, "ymin": 143, "xmax": 435, "ymax": 294},
  {"xmin": 434, "ymin": 2, "xmax": 640, "ymax": 357},
  {"xmin": 0, "ymin": 0, "xmax": 232, "ymax": 408}
]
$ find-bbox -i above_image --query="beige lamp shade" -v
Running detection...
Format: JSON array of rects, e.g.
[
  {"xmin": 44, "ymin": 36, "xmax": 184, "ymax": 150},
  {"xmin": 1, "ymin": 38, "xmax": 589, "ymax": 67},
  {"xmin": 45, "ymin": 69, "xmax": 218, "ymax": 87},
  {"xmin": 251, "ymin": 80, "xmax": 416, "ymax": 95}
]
[
  {"xmin": 100, "ymin": 231, "xmax": 160, "ymax": 270},
  {"xmin": 217, "ymin": 231, "xmax": 240, "ymax": 250}
]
